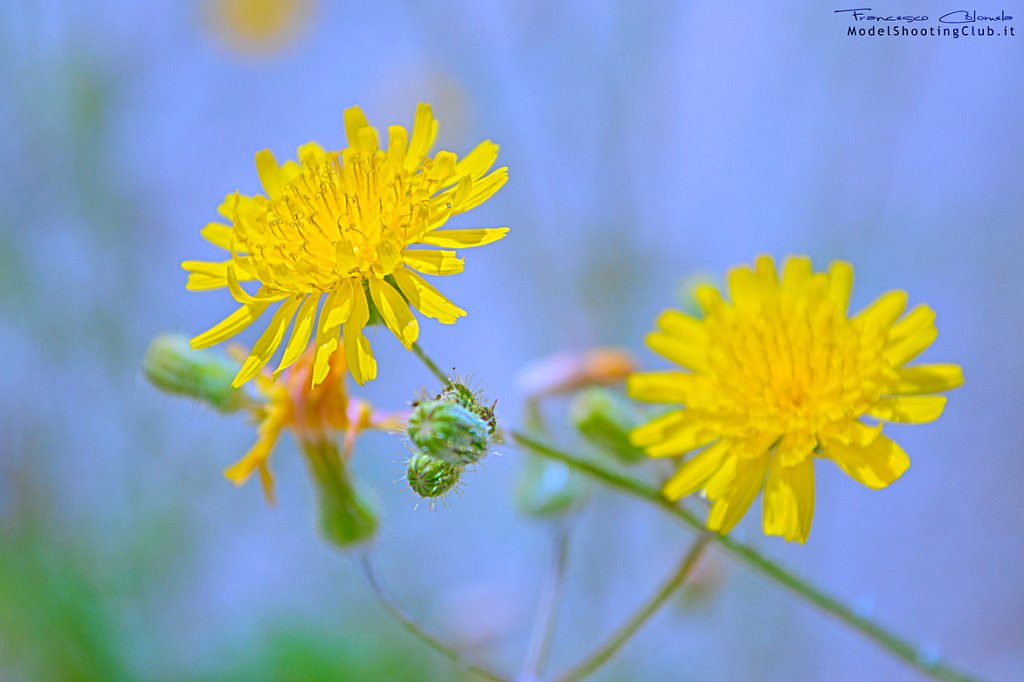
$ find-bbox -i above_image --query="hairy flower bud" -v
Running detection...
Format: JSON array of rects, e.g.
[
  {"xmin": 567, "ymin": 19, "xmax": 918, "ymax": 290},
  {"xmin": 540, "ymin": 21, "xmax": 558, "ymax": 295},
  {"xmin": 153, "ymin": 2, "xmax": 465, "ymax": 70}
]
[
  {"xmin": 143, "ymin": 334, "xmax": 248, "ymax": 412},
  {"xmin": 436, "ymin": 381, "xmax": 497, "ymax": 435},
  {"xmin": 571, "ymin": 388, "xmax": 645, "ymax": 464},
  {"xmin": 407, "ymin": 400, "xmax": 489, "ymax": 466},
  {"xmin": 406, "ymin": 452, "xmax": 461, "ymax": 499}
]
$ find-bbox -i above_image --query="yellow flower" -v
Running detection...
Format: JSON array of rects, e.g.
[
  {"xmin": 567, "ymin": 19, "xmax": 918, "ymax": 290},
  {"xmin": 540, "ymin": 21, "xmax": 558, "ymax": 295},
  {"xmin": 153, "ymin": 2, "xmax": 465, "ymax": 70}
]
[
  {"xmin": 628, "ymin": 255, "xmax": 963, "ymax": 543},
  {"xmin": 184, "ymin": 103, "xmax": 508, "ymax": 387},
  {"xmin": 225, "ymin": 344, "xmax": 405, "ymax": 502}
]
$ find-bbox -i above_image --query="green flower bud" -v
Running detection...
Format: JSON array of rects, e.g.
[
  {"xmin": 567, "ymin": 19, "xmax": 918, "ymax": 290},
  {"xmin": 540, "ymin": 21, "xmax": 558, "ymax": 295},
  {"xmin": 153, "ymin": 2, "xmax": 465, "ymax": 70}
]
[
  {"xmin": 570, "ymin": 388, "xmax": 646, "ymax": 464},
  {"xmin": 406, "ymin": 452, "xmax": 461, "ymax": 499},
  {"xmin": 407, "ymin": 400, "xmax": 489, "ymax": 466},
  {"xmin": 303, "ymin": 441, "xmax": 378, "ymax": 549},
  {"xmin": 437, "ymin": 381, "xmax": 497, "ymax": 434},
  {"xmin": 143, "ymin": 334, "xmax": 248, "ymax": 412}
]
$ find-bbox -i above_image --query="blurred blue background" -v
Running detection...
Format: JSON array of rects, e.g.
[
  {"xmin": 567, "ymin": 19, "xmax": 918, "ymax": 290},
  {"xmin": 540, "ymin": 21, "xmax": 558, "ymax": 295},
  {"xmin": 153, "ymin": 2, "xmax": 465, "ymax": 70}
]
[{"xmin": 1, "ymin": 1, "xmax": 1022, "ymax": 680}]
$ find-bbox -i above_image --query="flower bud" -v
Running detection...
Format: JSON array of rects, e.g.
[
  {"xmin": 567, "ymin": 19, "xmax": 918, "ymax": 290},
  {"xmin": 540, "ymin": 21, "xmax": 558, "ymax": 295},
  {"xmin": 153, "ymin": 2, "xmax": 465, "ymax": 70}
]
[
  {"xmin": 407, "ymin": 400, "xmax": 489, "ymax": 466},
  {"xmin": 570, "ymin": 388, "xmax": 645, "ymax": 464},
  {"xmin": 406, "ymin": 452, "xmax": 461, "ymax": 499},
  {"xmin": 302, "ymin": 441, "xmax": 378, "ymax": 549},
  {"xmin": 143, "ymin": 334, "xmax": 248, "ymax": 412},
  {"xmin": 437, "ymin": 381, "xmax": 497, "ymax": 435}
]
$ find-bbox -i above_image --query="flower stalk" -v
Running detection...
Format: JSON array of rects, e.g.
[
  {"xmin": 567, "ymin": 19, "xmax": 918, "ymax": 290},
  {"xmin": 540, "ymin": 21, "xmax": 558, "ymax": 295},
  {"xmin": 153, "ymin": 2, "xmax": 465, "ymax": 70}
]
[{"xmin": 511, "ymin": 430, "xmax": 982, "ymax": 682}]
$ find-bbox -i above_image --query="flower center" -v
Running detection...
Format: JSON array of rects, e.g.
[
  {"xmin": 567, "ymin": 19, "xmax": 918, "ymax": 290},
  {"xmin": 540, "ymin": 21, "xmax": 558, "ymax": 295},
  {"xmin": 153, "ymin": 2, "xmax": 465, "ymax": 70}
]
[
  {"xmin": 700, "ymin": 296, "xmax": 896, "ymax": 437},
  {"xmin": 234, "ymin": 150, "xmax": 433, "ymax": 293}
]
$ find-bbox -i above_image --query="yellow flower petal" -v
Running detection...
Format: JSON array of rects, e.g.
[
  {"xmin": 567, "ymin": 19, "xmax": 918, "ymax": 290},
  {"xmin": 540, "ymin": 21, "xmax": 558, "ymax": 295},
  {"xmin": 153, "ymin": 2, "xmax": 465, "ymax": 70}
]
[
  {"xmin": 454, "ymin": 168, "xmax": 508, "ymax": 214},
  {"xmin": 403, "ymin": 249, "xmax": 465, "ymax": 276},
  {"xmin": 885, "ymin": 306, "xmax": 937, "ymax": 366},
  {"xmin": 781, "ymin": 256, "xmax": 813, "ymax": 296},
  {"xmin": 392, "ymin": 268, "xmax": 465, "ymax": 324},
  {"xmin": 255, "ymin": 149, "xmax": 286, "ymax": 199},
  {"xmin": 231, "ymin": 296, "xmax": 303, "ymax": 387},
  {"xmin": 868, "ymin": 396, "xmax": 947, "ymax": 424},
  {"xmin": 645, "ymin": 332, "xmax": 708, "ymax": 371},
  {"xmin": 343, "ymin": 106, "xmax": 373, "ymax": 149},
  {"xmin": 656, "ymin": 309, "xmax": 707, "ymax": 343},
  {"xmin": 827, "ymin": 434, "xmax": 909, "ymax": 489},
  {"xmin": 343, "ymin": 283, "xmax": 376, "ymax": 385},
  {"xmin": 274, "ymin": 294, "xmax": 319, "ymax": 377},
  {"xmin": 191, "ymin": 300, "xmax": 270, "ymax": 350},
  {"xmin": 662, "ymin": 440, "xmax": 730, "ymax": 500},
  {"xmin": 763, "ymin": 458, "xmax": 815, "ymax": 544},
  {"xmin": 368, "ymin": 277, "xmax": 419, "ymax": 349},
  {"xmin": 312, "ymin": 280, "xmax": 354, "ymax": 386},
  {"xmin": 627, "ymin": 371, "xmax": 696, "ymax": 404},
  {"xmin": 707, "ymin": 454, "xmax": 771, "ymax": 535},
  {"xmin": 417, "ymin": 228, "xmax": 509, "ymax": 248},
  {"xmin": 827, "ymin": 260, "xmax": 854, "ymax": 313},
  {"xmin": 453, "ymin": 140, "xmax": 500, "ymax": 179},
  {"xmin": 631, "ymin": 410, "xmax": 688, "ymax": 447},
  {"xmin": 201, "ymin": 223, "xmax": 233, "ymax": 250},
  {"xmin": 855, "ymin": 290, "xmax": 908, "ymax": 330},
  {"xmin": 893, "ymin": 364, "xmax": 964, "ymax": 394},
  {"xmin": 644, "ymin": 420, "xmax": 716, "ymax": 458},
  {"xmin": 405, "ymin": 102, "xmax": 437, "ymax": 172}
]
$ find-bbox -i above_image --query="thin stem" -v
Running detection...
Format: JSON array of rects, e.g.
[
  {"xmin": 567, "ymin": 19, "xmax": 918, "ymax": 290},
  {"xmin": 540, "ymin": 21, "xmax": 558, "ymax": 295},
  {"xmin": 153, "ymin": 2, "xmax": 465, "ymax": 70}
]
[
  {"xmin": 520, "ymin": 525, "xmax": 572, "ymax": 680},
  {"xmin": 358, "ymin": 550, "xmax": 508, "ymax": 682},
  {"xmin": 412, "ymin": 341, "xmax": 450, "ymax": 385},
  {"xmin": 510, "ymin": 431, "xmax": 983, "ymax": 682},
  {"xmin": 557, "ymin": 536, "xmax": 710, "ymax": 682}
]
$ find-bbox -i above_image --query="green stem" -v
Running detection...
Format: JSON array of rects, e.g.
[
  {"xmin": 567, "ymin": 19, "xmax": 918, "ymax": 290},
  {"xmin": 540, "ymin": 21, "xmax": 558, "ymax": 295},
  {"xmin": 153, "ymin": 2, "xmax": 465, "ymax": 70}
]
[
  {"xmin": 557, "ymin": 536, "xmax": 710, "ymax": 682},
  {"xmin": 357, "ymin": 551, "xmax": 508, "ymax": 682},
  {"xmin": 412, "ymin": 342, "xmax": 450, "ymax": 385},
  {"xmin": 520, "ymin": 525, "xmax": 572, "ymax": 679},
  {"xmin": 511, "ymin": 431, "xmax": 983, "ymax": 682}
]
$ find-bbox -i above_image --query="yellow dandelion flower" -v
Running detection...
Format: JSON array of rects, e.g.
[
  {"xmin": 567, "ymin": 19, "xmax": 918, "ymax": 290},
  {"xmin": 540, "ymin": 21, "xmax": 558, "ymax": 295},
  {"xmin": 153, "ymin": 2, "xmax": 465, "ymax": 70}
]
[
  {"xmin": 628, "ymin": 255, "xmax": 963, "ymax": 543},
  {"xmin": 183, "ymin": 103, "xmax": 508, "ymax": 387},
  {"xmin": 225, "ymin": 344, "xmax": 405, "ymax": 502}
]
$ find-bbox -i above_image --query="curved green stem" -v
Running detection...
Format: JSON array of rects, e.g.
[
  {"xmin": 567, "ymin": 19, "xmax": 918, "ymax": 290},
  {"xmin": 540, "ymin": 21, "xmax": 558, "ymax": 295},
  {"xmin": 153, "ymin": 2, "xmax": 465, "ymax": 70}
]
[
  {"xmin": 358, "ymin": 551, "xmax": 508, "ymax": 682},
  {"xmin": 412, "ymin": 342, "xmax": 450, "ymax": 385},
  {"xmin": 510, "ymin": 431, "xmax": 983, "ymax": 682},
  {"xmin": 557, "ymin": 536, "xmax": 710, "ymax": 682}
]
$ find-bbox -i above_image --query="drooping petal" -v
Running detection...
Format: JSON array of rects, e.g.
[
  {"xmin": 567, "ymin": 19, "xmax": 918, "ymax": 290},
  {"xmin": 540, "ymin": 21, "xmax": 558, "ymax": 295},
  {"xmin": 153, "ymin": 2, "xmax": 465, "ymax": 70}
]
[
  {"xmin": 343, "ymin": 282, "xmax": 377, "ymax": 385},
  {"xmin": 868, "ymin": 396, "xmax": 947, "ymax": 424},
  {"xmin": 403, "ymin": 249, "xmax": 465, "ymax": 276},
  {"xmin": 662, "ymin": 440, "xmax": 730, "ymax": 500},
  {"xmin": 368, "ymin": 278, "xmax": 419, "ymax": 349},
  {"xmin": 312, "ymin": 280, "xmax": 355, "ymax": 386},
  {"xmin": 762, "ymin": 458, "xmax": 815, "ymax": 543},
  {"xmin": 893, "ymin": 364, "xmax": 964, "ymax": 395},
  {"xmin": 191, "ymin": 301, "xmax": 270, "ymax": 349},
  {"xmin": 392, "ymin": 268, "xmax": 465, "ymax": 324},
  {"xmin": 707, "ymin": 453, "xmax": 771, "ymax": 535},
  {"xmin": 827, "ymin": 433, "xmax": 910, "ymax": 489},
  {"xmin": 231, "ymin": 297, "xmax": 303, "ymax": 387},
  {"xmin": 274, "ymin": 294, "xmax": 320, "ymax": 377},
  {"xmin": 417, "ymin": 227, "xmax": 509, "ymax": 248}
]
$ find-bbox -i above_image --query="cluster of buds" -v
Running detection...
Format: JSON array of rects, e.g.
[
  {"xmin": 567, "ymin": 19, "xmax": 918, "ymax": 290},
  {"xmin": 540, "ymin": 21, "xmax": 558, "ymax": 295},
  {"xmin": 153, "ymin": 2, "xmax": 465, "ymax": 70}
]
[{"xmin": 404, "ymin": 379, "xmax": 497, "ymax": 503}]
